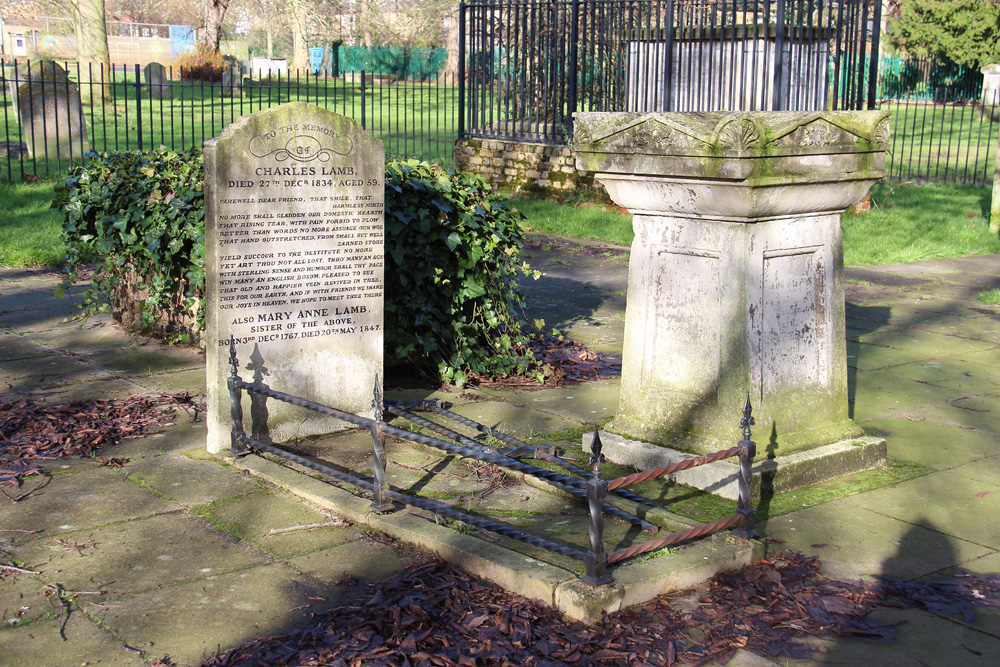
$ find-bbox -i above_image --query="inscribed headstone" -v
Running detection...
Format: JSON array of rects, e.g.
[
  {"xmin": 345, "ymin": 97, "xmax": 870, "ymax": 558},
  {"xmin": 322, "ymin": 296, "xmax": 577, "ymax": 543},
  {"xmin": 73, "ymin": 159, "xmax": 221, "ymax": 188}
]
[
  {"xmin": 16, "ymin": 61, "xmax": 88, "ymax": 161},
  {"xmin": 143, "ymin": 62, "xmax": 171, "ymax": 100},
  {"xmin": 205, "ymin": 102, "xmax": 385, "ymax": 453}
]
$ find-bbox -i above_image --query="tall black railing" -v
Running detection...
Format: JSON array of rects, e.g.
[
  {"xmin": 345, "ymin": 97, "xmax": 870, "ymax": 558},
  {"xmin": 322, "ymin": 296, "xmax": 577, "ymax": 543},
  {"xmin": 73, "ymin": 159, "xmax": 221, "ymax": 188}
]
[
  {"xmin": 0, "ymin": 60, "xmax": 460, "ymax": 181},
  {"xmin": 459, "ymin": 0, "xmax": 882, "ymax": 144}
]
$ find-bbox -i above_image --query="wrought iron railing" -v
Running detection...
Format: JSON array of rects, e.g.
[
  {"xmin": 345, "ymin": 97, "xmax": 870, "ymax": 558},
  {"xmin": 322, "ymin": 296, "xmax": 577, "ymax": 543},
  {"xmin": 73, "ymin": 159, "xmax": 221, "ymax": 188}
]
[
  {"xmin": 0, "ymin": 59, "xmax": 459, "ymax": 181},
  {"xmin": 459, "ymin": 0, "xmax": 883, "ymax": 144},
  {"xmin": 226, "ymin": 339, "xmax": 757, "ymax": 585}
]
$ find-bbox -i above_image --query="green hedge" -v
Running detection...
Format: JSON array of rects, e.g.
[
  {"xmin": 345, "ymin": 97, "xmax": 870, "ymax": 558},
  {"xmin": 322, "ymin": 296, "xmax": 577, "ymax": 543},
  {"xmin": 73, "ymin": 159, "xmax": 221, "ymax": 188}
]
[{"xmin": 57, "ymin": 152, "xmax": 538, "ymax": 384}]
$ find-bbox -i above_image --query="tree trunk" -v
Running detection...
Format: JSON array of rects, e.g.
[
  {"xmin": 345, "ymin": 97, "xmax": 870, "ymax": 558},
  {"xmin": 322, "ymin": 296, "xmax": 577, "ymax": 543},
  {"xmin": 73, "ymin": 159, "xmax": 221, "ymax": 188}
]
[
  {"xmin": 360, "ymin": 0, "xmax": 373, "ymax": 47},
  {"xmin": 266, "ymin": 27, "xmax": 273, "ymax": 59},
  {"xmin": 202, "ymin": 0, "xmax": 229, "ymax": 51},
  {"xmin": 289, "ymin": 1, "xmax": 310, "ymax": 72},
  {"xmin": 444, "ymin": 3, "xmax": 461, "ymax": 80},
  {"xmin": 74, "ymin": 0, "xmax": 111, "ymax": 105}
]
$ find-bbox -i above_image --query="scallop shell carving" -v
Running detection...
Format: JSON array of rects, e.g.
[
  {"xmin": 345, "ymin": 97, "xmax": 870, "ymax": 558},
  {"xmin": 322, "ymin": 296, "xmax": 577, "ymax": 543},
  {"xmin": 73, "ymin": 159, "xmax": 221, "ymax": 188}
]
[{"xmin": 719, "ymin": 119, "xmax": 760, "ymax": 151}]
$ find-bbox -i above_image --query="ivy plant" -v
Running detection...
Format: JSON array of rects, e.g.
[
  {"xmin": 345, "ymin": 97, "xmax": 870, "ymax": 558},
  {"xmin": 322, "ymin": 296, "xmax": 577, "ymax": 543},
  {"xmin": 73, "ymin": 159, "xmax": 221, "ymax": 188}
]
[{"xmin": 56, "ymin": 154, "xmax": 541, "ymax": 384}]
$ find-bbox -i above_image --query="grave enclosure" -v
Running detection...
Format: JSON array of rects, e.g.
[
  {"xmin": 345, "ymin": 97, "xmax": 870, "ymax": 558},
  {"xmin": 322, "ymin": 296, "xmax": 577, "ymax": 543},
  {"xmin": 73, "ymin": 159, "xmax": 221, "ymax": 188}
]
[{"xmin": 205, "ymin": 102, "xmax": 385, "ymax": 452}]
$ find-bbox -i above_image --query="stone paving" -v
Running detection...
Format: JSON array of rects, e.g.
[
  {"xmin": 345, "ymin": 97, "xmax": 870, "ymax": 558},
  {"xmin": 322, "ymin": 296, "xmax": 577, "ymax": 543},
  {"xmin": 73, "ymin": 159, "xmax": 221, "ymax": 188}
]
[{"xmin": 0, "ymin": 244, "xmax": 999, "ymax": 665}]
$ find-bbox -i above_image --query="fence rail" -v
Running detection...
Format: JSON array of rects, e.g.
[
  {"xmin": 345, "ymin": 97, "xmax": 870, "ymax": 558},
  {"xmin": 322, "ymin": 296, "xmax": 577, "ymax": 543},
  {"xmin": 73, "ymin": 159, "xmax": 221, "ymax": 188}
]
[
  {"xmin": 874, "ymin": 56, "xmax": 999, "ymax": 185},
  {"xmin": 0, "ymin": 60, "xmax": 459, "ymax": 182},
  {"xmin": 227, "ymin": 341, "xmax": 755, "ymax": 585},
  {"xmin": 459, "ymin": 0, "xmax": 883, "ymax": 144}
]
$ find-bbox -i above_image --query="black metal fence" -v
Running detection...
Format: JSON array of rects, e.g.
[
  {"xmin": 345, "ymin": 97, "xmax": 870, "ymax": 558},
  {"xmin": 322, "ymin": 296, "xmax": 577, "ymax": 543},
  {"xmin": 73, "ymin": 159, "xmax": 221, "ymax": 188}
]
[
  {"xmin": 876, "ymin": 56, "xmax": 999, "ymax": 185},
  {"xmin": 0, "ymin": 60, "xmax": 460, "ymax": 181},
  {"xmin": 460, "ymin": 0, "xmax": 883, "ymax": 144},
  {"xmin": 226, "ymin": 341, "xmax": 757, "ymax": 585}
]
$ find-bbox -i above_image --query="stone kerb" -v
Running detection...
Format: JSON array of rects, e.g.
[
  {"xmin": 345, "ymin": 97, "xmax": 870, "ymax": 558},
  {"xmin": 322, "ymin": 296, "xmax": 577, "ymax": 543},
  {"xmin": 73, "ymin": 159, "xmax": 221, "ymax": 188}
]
[
  {"xmin": 574, "ymin": 110, "xmax": 889, "ymax": 458},
  {"xmin": 205, "ymin": 102, "xmax": 385, "ymax": 453},
  {"xmin": 143, "ymin": 62, "xmax": 171, "ymax": 100}
]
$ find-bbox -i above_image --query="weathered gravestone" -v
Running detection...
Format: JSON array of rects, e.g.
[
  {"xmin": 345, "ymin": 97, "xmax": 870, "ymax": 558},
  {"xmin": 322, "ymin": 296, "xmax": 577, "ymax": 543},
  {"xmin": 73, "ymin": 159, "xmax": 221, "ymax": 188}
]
[
  {"xmin": 220, "ymin": 66, "xmax": 244, "ymax": 98},
  {"xmin": 16, "ymin": 61, "xmax": 88, "ymax": 161},
  {"xmin": 575, "ymin": 111, "xmax": 889, "ymax": 495},
  {"xmin": 982, "ymin": 64, "xmax": 1000, "ymax": 121},
  {"xmin": 143, "ymin": 62, "xmax": 171, "ymax": 100},
  {"xmin": 205, "ymin": 101, "xmax": 385, "ymax": 453}
]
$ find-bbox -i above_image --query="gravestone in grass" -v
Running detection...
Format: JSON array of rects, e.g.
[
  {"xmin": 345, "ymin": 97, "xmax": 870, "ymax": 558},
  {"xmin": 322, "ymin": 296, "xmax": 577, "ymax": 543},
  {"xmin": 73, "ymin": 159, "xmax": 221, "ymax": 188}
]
[
  {"xmin": 16, "ymin": 61, "xmax": 88, "ymax": 161},
  {"xmin": 205, "ymin": 101, "xmax": 385, "ymax": 453},
  {"xmin": 143, "ymin": 62, "xmax": 171, "ymax": 100}
]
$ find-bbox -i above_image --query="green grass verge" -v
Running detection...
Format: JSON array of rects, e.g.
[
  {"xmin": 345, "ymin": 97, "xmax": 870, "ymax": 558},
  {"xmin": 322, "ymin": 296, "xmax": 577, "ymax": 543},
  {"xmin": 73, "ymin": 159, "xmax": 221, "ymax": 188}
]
[
  {"xmin": 977, "ymin": 289, "xmax": 1000, "ymax": 305},
  {"xmin": 512, "ymin": 198, "xmax": 633, "ymax": 247},
  {"xmin": 842, "ymin": 182, "xmax": 1000, "ymax": 265},
  {"xmin": 516, "ymin": 181, "xmax": 1000, "ymax": 267},
  {"xmin": 0, "ymin": 179, "xmax": 65, "ymax": 267}
]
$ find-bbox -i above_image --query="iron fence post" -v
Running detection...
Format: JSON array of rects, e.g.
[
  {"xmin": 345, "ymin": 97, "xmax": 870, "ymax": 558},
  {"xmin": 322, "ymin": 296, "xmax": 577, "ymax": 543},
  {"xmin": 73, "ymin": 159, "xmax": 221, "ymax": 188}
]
[
  {"xmin": 134, "ymin": 63, "xmax": 143, "ymax": 151},
  {"xmin": 734, "ymin": 394, "xmax": 757, "ymax": 538},
  {"xmin": 369, "ymin": 378, "xmax": 393, "ymax": 512},
  {"xmin": 360, "ymin": 70, "xmax": 366, "ymax": 130},
  {"xmin": 865, "ymin": 0, "xmax": 881, "ymax": 110},
  {"xmin": 227, "ymin": 337, "xmax": 246, "ymax": 455},
  {"xmin": 583, "ymin": 426, "xmax": 610, "ymax": 585},
  {"xmin": 458, "ymin": 1, "xmax": 466, "ymax": 139},
  {"xmin": 566, "ymin": 0, "xmax": 580, "ymax": 137},
  {"xmin": 772, "ymin": 0, "xmax": 787, "ymax": 111}
]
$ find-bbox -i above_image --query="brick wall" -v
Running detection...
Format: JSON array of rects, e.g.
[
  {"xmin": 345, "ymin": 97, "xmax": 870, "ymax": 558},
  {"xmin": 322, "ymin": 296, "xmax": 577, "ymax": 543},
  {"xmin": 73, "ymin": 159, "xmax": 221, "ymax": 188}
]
[{"xmin": 454, "ymin": 138, "xmax": 599, "ymax": 194}]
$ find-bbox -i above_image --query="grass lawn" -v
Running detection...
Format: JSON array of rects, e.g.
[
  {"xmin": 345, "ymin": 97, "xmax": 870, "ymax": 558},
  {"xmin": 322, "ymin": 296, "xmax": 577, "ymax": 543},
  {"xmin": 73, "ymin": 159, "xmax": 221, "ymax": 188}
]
[
  {"xmin": 513, "ymin": 180, "xmax": 1000, "ymax": 267},
  {"xmin": 1, "ymin": 176, "xmax": 997, "ymax": 270},
  {"xmin": 0, "ymin": 178, "xmax": 65, "ymax": 267}
]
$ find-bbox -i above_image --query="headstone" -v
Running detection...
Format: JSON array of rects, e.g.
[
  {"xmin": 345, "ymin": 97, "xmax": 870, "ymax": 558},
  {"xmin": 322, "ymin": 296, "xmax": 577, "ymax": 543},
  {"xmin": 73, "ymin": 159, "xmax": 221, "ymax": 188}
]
[
  {"xmin": 982, "ymin": 64, "xmax": 1000, "ymax": 121},
  {"xmin": 220, "ymin": 66, "xmax": 243, "ymax": 97},
  {"xmin": 143, "ymin": 62, "xmax": 171, "ymax": 100},
  {"xmin": 575, "ymin": 111, "xmax": 889, "ymax": 458},
  {"xmin": 16, "ymin": 62, "xmax": 88, "ymax": 161},
  {"xmin": 205, "ymin": 102, "xmax": 385, "ymax": 453}
]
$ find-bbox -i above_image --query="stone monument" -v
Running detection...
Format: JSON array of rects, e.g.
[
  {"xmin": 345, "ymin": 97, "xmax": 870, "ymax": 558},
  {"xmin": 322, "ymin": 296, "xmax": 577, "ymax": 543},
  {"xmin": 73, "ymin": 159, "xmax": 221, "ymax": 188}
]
[
  {"xmin": 982, "ymin": 64, "xmax": 1000, "ymax": 121},
  {"xmin": 16, "ymin": 61, "xmax": 88, "ymax": 161},
  {"xmin": 575, "ymin": 111, "xmax": 889, "ymax": 494},
  {"xmin": 143, "ymin": 62, "xmax": 171, "ymax": 100},
  {"xmin": 205, "ymin": 101, "xmax": 385, "ymax": 453}
]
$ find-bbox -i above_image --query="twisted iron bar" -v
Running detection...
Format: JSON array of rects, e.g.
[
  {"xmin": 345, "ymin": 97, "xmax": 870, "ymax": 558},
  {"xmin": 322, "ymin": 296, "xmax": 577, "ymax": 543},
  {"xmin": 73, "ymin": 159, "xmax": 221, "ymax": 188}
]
[
  {"xmin": 239, "ymin": 434, "xmax": 588, "ymax": 561},
  {"xmin": 234, "ymin": 380, "xmax": 656, "ymax": 532},
  {"xmin": 606, "ymin": 515, "xmax": 742, "ymax": 564},
  {"xmin": 389, "ymin": 400, "xmax": 660, "ymax": 510},
  {"xmin": 384, "ymin": 404, "xmax": 492, "ymax": 453},
  {"xmin": 606, "ymin": 444, "xmax": 746, "ymax": 491}
]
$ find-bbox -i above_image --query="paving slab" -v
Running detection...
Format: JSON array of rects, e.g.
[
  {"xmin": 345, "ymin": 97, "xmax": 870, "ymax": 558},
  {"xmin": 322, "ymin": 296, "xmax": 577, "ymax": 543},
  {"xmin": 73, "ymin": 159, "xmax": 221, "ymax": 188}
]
[
  {"xmin": 857, "ymin": 328, "xmax": 998, "ymax": 356},
  {"xmin": 288, "ymin": 536, "xmax": 415, "ymax": 585},
  {"xmin": 129, "ymin": 367, "xmax": 208, "ymax": 396},
  {"xmin": 117, "ymin": 451, "xmax": 262, "ymax": 507},
  {"xmin": 0, "ymin": 467, "xmax": 179, "ymax": 536},
  {"xmin": 445, "ymin": 398, "xmax": 583, "ymax": 437},
  {"xmin": 0, "ymin": 302, "xmax": 91, "ymax": 331},
  {"xmin": 7, "ymin": 513, "xmax": 271, "ymax": 600},
  {"xmin": 192, "ymin": 489, "xmax": 353, "ymax": 559},
  {"xmin": 11, "ymin": 377, "xmax": 139, "ymax": 406},
  {"xmin": 913, "ymin": 399, "xmax": 1000, "ymax": 436},
  {"xmin": 0, "ymin": 569, "xmax": 59, "ymax": 626},
  {"xmin": 0, "ymin": 611, "xmax": 146, "ymax": 667},
  {"xmin": 759, "ymin": 501, "xmax": 992, "ymax": 581},
  {"xmin": 0, "ymin": 354, "xmax": 110, "ymax": 393},
  {"xmin": 863, "ymin": 417, "xmax": 1000, "ymax": 470},
  {"xmin": 875, "ymin": 357, "xmax": 1000, "ymax": 393},
  {"xmin": 0, "ymin": 333, "xmax": 56, "ymax": 361},
  {"xmin": 82, "ymin": 344, "xmax": 204, "ymax": 377},
  {"xmin": 917, "ymin": 314, "xmax": 1000, "ymax": 344},
  {"xmin": 489, "ymin": 379, "xmax": 621, "ymax": 424},
  {"xmin": 842, "ymin": 469, "xmax": 1000, "ymax": 549},
  {"xmin": 787, "ymin": 606, "xmax": 1000, "ymax": 666},
  {"xmin": 83, "ymin": 562, "xmax": 326, "ymax": 667},
  {"xmin": 27, "ymin": 318, "xmax": 140, "ymax": 354},
  {"xmin": 849, "ymin": 368, "xmax": 967, "ymax": 422},
  {"xmin": 947, "ymin": 455, "xmax": 1000, "ymax": 489},
  {"xmin": 845, "ymin": 340, "xmax": 930, "ymax": 372}
]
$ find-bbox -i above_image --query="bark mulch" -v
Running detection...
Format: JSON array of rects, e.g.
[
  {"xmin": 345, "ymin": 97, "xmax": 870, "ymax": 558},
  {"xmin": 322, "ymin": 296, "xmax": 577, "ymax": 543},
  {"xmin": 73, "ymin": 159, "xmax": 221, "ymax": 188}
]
[{"xmin": 202, "ymin": 552, "xmax": 1000, "ymax": 667}]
